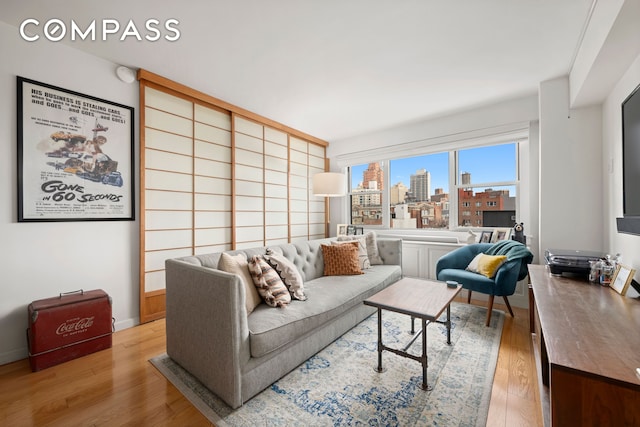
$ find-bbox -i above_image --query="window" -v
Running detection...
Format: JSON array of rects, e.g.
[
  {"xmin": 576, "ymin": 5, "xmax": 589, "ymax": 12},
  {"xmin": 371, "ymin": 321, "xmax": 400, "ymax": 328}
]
[
  {"xmin": 388, "ymin": 152, "xmax": 449, "ymax": 229},
  {"xmin": 350, "ymin": 163, "xmax": 384, "ymax": 226},
  {"xmin": 347, "ymin": 142, "xmax": 518, "ymax": 230},
  {"xmin": 457, "ymin": 144, "xmax": 517, "ymax": 227}
]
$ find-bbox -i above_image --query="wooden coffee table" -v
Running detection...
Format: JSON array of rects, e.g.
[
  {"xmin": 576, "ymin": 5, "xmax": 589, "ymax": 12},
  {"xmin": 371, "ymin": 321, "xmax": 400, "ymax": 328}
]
[{"xmin": 364, "ymin": 277, "xmax": 462, "ymax": 390}]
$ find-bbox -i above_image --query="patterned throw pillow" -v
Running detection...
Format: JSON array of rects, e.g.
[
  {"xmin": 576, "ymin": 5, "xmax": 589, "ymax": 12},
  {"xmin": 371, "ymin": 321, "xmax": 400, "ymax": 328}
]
[
  {"xmin": 332, "ymin": 239, "xmax": 370, "ymax": 270},
  {"xmin": 338, "ymin": 231, "xmax": 383, "ymax": 265},
  {"xmin": 264, "ymin": 248, "xmax": 307, "ymax": 301},
  {"xmin": 321, "ymin": 243, "xmax": 364, "ymax": 276},
  {"xmin": 218, "ymin": 252, "xmax": 262, "ymax": 314},
  {"xmin": 248, "ymin": 255, "xmax": 291, "ymax": 307}
]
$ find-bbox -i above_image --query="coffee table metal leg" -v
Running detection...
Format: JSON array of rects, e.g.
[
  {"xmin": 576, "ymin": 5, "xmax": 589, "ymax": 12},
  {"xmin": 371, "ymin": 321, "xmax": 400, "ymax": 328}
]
[
  {"xmin": 374, "ymin": 307, "xmax": 386, "ymax": 373},
  {"xmin": 420, "ymin": 317, "xmax": 432, "ymax": 391},
  {"xmin": 446, "ymin": 304, "xmax": 452, "ymax": 345}
]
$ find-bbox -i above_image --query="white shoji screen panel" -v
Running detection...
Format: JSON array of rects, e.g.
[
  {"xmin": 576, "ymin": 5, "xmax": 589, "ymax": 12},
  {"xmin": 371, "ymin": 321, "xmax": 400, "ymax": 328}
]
[
  {"xmin": 289, "ymin": 136, "xmax": 310, "ymax": 242},
  {"xmin": 234, "ymin": 116, "xmax": 265, "ymax": 249},
  {"xmin": 193, "ymin": 104, "xmax": 232, "ymax": 254},
  {"xmin": 143, "ymin": 87, "xmax": 233, "ymax": 294},
  {"xmin": 308, "ymin": 143, "xmax": 327, "ymax": 240},
  {"xmin": 264, "ymin": 126, "xmax": 289, "ymax": 246},
  {"xmin": 144, "ymin": 87, "xmax": 194, "ymax": 294}
]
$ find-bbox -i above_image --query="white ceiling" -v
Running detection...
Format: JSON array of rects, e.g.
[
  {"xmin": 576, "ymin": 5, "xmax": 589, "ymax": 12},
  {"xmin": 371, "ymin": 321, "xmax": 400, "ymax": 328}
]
[{"xmin": 1, "ymin": 0, "xmax": 596, "ymax": 142}]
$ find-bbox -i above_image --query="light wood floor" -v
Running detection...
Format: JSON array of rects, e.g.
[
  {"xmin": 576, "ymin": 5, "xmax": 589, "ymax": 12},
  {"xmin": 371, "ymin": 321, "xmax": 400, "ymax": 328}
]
[{"xmin": 0, "ymin": 300, "xmax": 542, "ymax": 426}]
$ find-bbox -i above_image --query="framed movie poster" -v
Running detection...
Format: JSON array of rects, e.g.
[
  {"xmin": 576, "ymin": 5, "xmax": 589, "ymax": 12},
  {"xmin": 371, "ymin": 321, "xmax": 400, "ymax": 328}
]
[{"xmin": 17, "ymin": 77, "xmax": 134, "ymax": 221}]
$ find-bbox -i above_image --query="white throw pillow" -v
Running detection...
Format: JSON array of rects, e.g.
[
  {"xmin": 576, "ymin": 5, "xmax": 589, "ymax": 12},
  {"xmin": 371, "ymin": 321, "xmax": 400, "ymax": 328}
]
[
  {"xmin": 218, "ymin": 253, "xmax": 262, "ymax": 314},
  {"xmin": 332, "ymin": 238, "xmax": 370, "ymax": 270},
  {"xmin": 338, "ymin": 231, "xmax": 383, "ymax": 265}
]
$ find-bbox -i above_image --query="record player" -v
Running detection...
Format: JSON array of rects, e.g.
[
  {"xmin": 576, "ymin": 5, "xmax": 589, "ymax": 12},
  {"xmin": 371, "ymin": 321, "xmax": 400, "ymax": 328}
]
[{"xmin": 544, "ymin": 249, "xmax": 605, "ymax": 276}]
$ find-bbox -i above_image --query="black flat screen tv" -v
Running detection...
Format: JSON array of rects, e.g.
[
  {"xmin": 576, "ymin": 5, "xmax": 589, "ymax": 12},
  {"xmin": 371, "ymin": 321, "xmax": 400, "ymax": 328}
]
[{"xmin": 617, "ymin": 83, "xmax": 640, "ymax": 235}]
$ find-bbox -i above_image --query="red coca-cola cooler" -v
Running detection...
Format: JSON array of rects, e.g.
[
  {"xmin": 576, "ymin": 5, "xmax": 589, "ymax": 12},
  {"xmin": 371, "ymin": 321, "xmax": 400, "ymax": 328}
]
[{"xmin": 27, "ymin": 289, "xmax": 113, "ymax": 371}]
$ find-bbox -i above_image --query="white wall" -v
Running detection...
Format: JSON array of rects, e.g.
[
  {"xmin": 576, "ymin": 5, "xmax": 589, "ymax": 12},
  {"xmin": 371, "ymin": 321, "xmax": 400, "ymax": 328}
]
[
  {"xmin": 538, "ymin": 76, "xmax": 603, "ymax": 255},
  {"xmin": 603, "ymin": 52, "xmax": 640, "ymax": 291},
  {"xmin": 0, "ymin": 22, "xmax": 140, "ymax": 364}
]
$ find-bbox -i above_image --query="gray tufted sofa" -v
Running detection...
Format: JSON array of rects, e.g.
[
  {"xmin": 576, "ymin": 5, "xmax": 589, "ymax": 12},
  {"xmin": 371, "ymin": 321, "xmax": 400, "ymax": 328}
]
[{"xmin": 165, "ymin": 237, "xmax": 402, "ymax": 408}]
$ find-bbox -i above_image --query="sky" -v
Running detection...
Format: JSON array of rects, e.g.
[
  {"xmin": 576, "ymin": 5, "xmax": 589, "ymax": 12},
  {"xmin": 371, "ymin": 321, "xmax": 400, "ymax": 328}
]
[{"xmin": 351, "ymin": 143, "xmax": 517, "ymax": 194}]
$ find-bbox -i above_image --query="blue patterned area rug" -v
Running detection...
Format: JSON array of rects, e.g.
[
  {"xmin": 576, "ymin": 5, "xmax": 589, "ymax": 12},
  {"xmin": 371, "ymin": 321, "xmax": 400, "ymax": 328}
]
[{"xmin": 150, "ymin": 302, "xmax": 504, "ymax": 426}]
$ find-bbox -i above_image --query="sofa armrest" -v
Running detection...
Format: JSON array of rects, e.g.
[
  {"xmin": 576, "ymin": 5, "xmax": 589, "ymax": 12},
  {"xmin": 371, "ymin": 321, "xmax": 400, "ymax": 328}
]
[
  {"xmin": 165, "ymin": 258, "xmax": 250, "ymax": 409},
  {"xmin": 377, "ymin": 238, "xmax": 402, "ymax": 266}
]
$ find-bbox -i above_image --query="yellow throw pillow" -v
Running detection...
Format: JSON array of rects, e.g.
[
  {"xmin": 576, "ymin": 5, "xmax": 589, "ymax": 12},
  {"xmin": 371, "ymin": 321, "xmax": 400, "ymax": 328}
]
[
  {"xmin": 321, "ymin": 243, "xmax": 364, "ymax": 276},
  {"xmin": 466, "ymin": 253, "xmax": 507, "ymax": 278}
]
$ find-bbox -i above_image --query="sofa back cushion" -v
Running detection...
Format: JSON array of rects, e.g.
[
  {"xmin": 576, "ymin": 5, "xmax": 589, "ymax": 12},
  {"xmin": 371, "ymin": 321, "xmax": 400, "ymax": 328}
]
[
  {"xmin": 174, "ymin": 237, "xmax": 385, "ymax": 289},
  {"xmin": 272, "ymin": 239, "xmax": 330, "ymax": 282}
]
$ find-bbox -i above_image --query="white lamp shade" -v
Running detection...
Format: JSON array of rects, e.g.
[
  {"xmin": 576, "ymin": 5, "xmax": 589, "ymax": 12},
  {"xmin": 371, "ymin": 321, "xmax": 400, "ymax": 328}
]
[{"xmin": 312, "ymin": 172, "xmax": 346, "ymax": 197}]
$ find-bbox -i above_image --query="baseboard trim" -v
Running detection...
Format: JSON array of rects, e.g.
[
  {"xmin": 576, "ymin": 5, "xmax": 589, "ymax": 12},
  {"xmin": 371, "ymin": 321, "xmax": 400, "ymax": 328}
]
[{"xmin": 0, "ymin": 348, "xmax": 28, "ymax": 366}]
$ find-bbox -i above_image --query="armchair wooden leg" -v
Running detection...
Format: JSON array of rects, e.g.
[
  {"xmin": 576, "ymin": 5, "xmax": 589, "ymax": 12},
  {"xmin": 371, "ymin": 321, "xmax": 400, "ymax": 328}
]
[
  {"xmin": 485, "ymin": 295, "xmax": 495, "ymax": 327},
  {"xmin": 502, "ymin": 296, "xmax": 515, "ymax": 317},
  {"xmin": 467, "ymin": 290, "xmax": 472, "ymax": 304}
]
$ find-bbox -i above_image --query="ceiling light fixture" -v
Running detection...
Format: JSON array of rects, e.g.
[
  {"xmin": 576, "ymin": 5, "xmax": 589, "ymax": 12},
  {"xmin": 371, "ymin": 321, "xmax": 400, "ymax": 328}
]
[{"xmin": 116, "ymin": 66, "xmax": 136, "ymax": 83}]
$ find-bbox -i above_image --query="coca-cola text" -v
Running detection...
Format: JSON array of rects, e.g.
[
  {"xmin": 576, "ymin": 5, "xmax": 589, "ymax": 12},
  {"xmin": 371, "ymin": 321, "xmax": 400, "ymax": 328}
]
[{"xmin": 56, "ymin": 316, "xmax": 95, "ymax": 336}]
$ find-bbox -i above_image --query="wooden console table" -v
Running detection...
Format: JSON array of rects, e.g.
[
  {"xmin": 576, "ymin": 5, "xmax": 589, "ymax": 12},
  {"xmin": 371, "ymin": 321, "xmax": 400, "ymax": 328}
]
[{"xmin": 528, "ymin": 264, "xmax": 640, "ymax": 426}]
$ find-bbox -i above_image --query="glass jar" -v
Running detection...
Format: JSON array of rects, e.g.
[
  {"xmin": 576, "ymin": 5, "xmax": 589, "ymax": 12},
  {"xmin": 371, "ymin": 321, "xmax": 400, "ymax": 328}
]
[
  {"xmin": 589, "ymin": 260, "xmax": 599, "ymax": 283},
  {"xmin": 600, "ymin": 263, "xmax": 615, "ymax": 286}
]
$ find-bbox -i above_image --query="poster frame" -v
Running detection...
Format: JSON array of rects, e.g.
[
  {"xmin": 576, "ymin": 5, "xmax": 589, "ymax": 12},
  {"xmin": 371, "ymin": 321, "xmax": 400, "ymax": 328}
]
[{"xmin": 17, "ymin": 76, "xmax": 135, "ymax": 222}]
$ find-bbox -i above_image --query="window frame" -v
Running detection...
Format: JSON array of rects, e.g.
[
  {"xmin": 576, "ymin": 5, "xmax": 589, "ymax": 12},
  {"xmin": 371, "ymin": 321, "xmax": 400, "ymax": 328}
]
[{"xmin": 346, "ymin": 141, "xmax": 521, "ymax": 231}]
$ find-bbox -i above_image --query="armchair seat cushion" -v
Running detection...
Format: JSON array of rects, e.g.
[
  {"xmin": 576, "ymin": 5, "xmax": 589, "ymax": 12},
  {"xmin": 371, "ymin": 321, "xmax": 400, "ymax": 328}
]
[{"xmin": 437, "ymin": 268, "xmax": 496, "ymax": 294}]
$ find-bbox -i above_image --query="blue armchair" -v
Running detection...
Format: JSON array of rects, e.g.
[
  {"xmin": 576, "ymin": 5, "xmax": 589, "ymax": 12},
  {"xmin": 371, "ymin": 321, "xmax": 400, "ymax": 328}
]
[{"xmin": 436, "ymin": 242, "xmax": 533, "ymax": 326}]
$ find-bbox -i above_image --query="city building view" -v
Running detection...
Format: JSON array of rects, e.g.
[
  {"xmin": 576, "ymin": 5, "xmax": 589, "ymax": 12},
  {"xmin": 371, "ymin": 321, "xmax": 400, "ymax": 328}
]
[{"xmin": 351, "ymin": 161, "xmax": 516, "ymax": 229}]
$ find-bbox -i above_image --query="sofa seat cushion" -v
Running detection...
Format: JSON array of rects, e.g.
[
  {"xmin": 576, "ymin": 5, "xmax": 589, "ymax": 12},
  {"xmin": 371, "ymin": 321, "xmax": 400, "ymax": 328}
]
[{"xmin": 247, "ymin": 264, "xmax": 402, "ymax": 358}]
